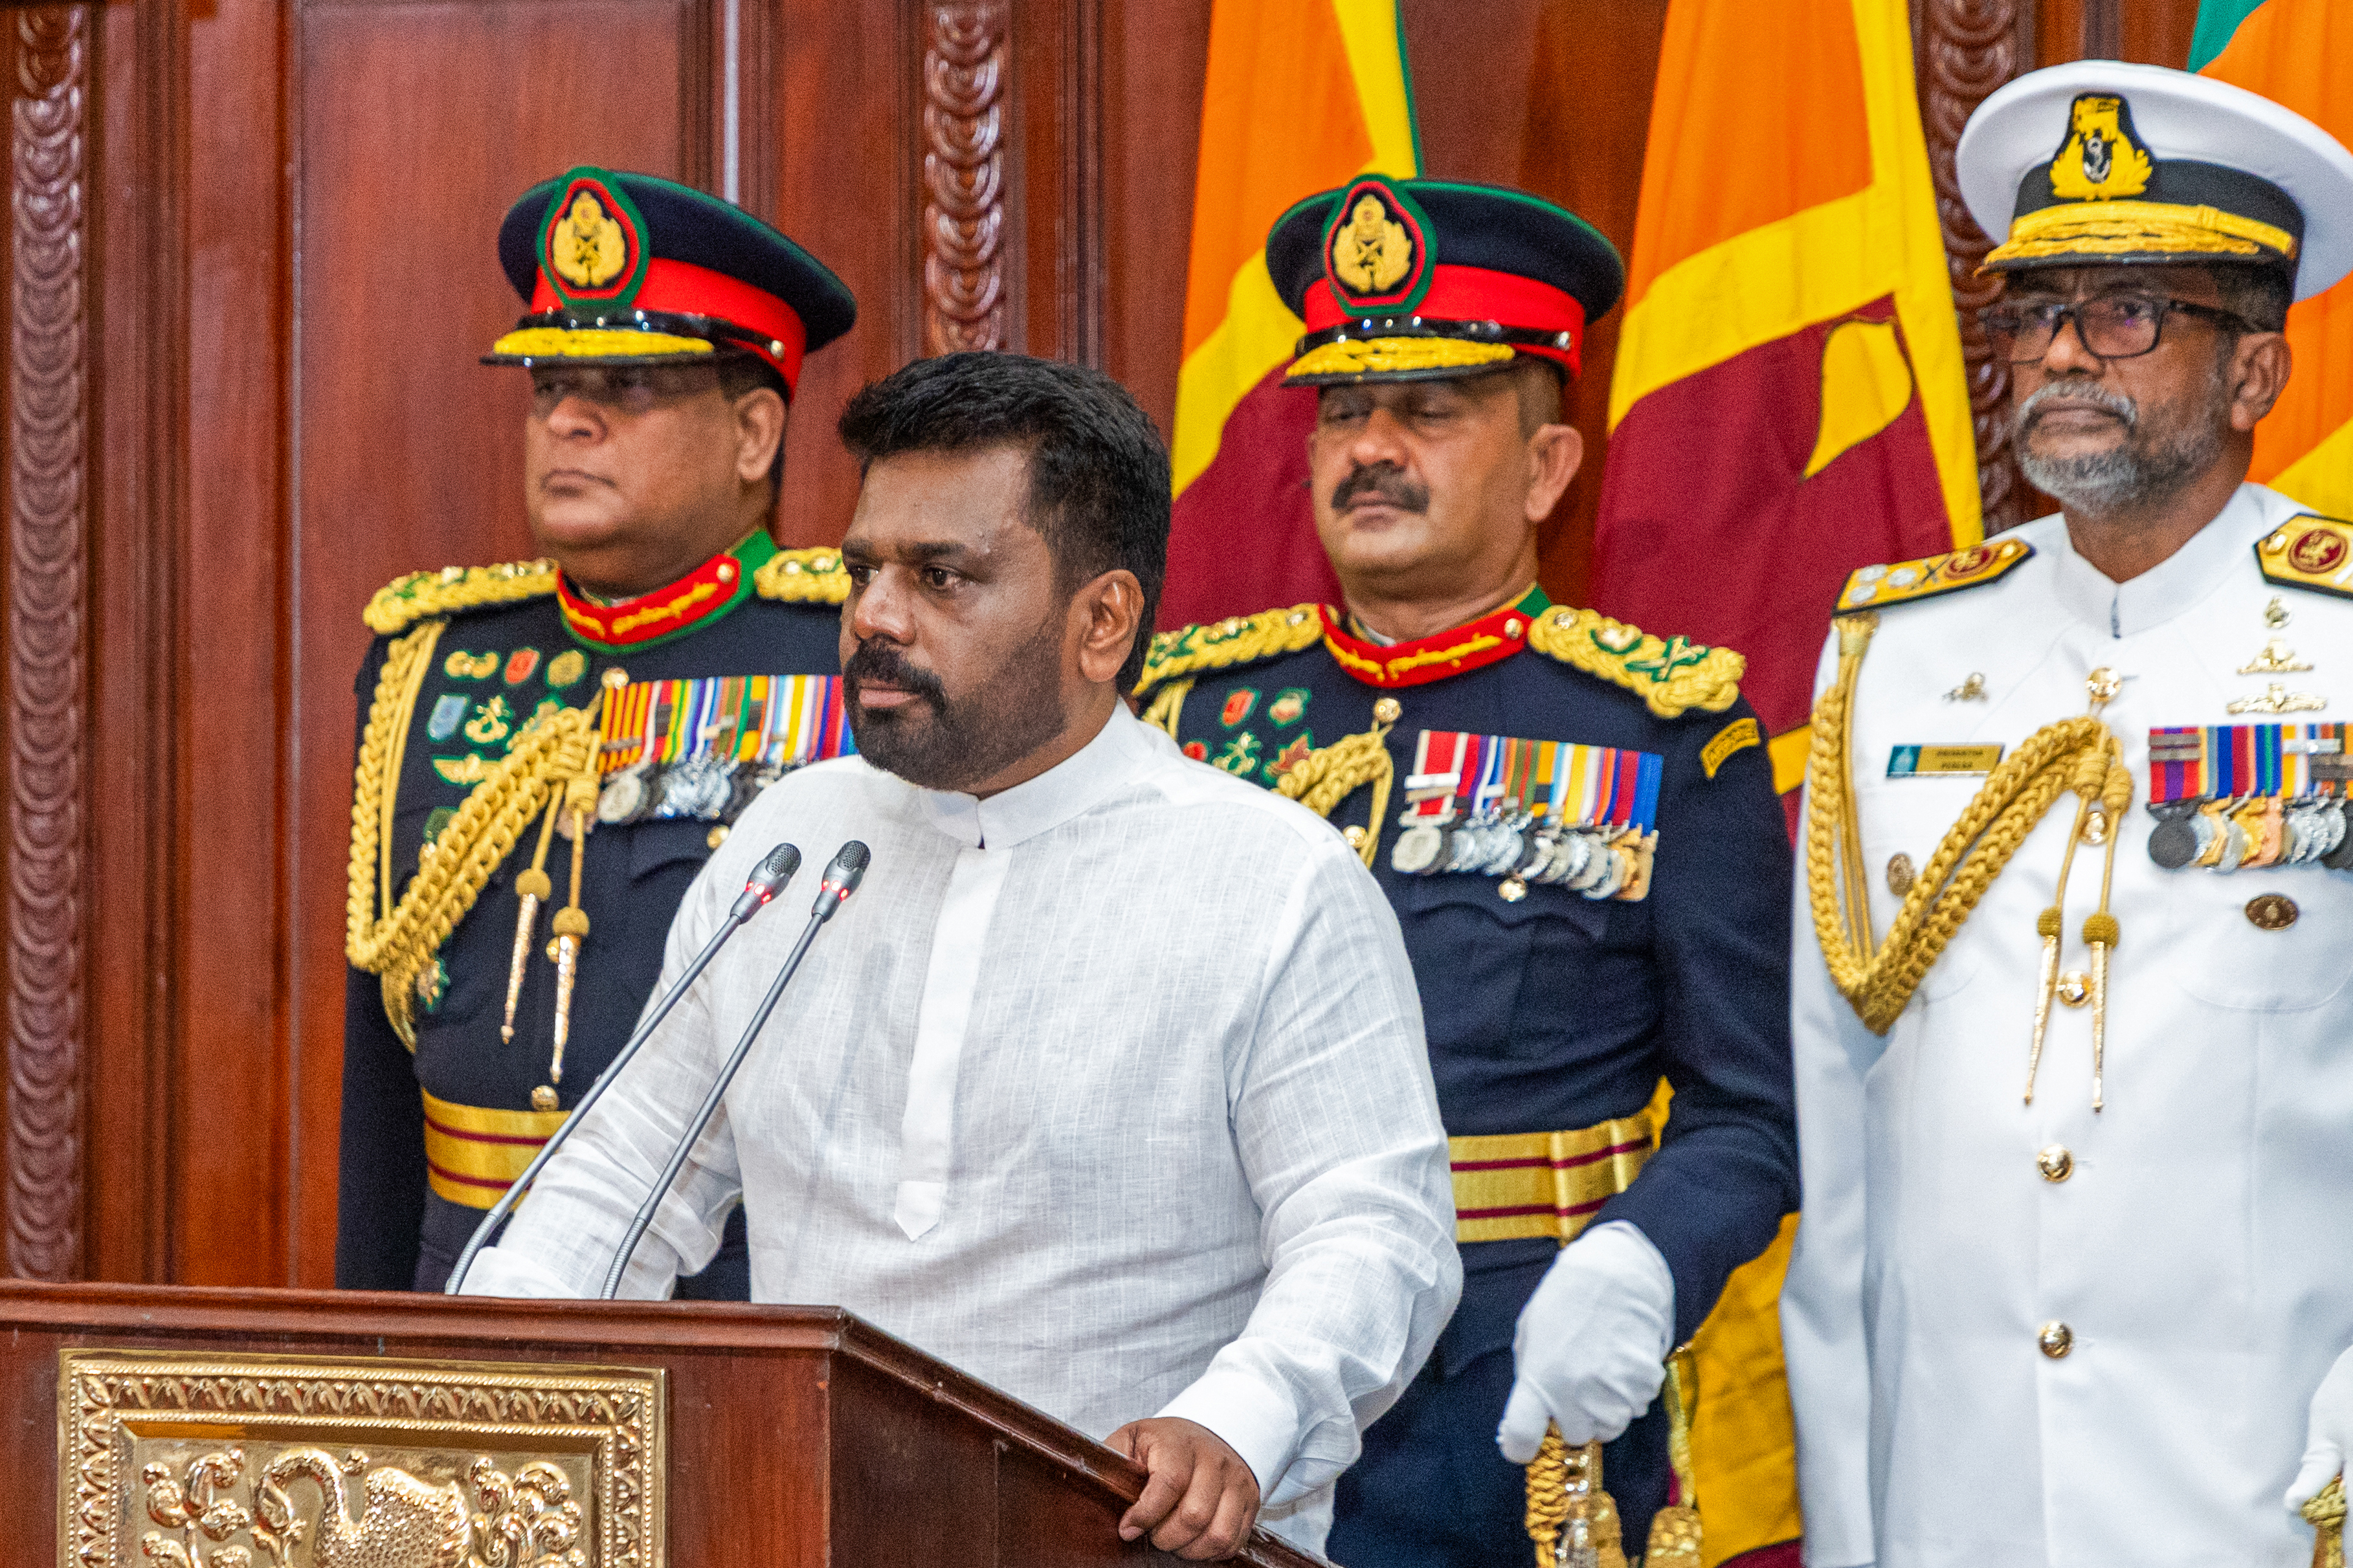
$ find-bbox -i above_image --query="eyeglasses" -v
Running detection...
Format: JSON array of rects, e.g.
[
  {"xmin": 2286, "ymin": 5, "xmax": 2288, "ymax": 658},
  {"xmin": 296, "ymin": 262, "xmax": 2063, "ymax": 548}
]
[{"xmin": 1978, "ymin": 295, "xmax": 2257, "ymax": 364}]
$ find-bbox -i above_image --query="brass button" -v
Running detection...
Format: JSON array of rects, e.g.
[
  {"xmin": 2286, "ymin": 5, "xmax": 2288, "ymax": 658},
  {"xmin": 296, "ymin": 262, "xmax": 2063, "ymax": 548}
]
[
  {"xmin": 2038, "ymin": 1321, "xmax": 2073, "ymax": 1358},
  {"xmin": 707, "ymin": 824, "xmax": 730, "ymax": 850},
  {"xmin": 2081, "ymin": 808, "xmax": 2108, "ymax": 846},
  {"xmin": 1343, "ymin": 824, "xmax": 1368, "ymax": 850},
  {"xmin": 602, "ymin": 665, "xmax": 630, "ymax": 690},
  {"xmin": 531, "ymin": 1085, "xmax": 559, "ymax": 1112},
  {"xmin": 1372, "ymin": 696, "xmax": 1402, "ymax": 725},
  {"xmin": 1885, "ymin": 853, "xmax": 1915, "ymax": 896},
  {"xmin": 2056, "ymin": 970, "xmax": 2090, "ymax": 1008},
  {"xmin": 2037, "ymin": 1145, "xmax": 2073, "ymax": 1182},
  {"xmin": 1498, "ymin": 876, "xmax": 1528, "ymax": 903},
  {"xmin": 2246, "ymin": 893, "xmax": 2299, "ymax": 931}
]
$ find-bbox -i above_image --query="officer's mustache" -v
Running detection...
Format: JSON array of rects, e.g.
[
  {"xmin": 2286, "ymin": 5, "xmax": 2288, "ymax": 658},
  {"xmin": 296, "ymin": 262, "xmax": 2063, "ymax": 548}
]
[
  {"xmin": 1332, "ymin": 463, "xmax": 1430, "ymax": 514},
  {"xmin": 843, "ymin": 640, "xmax": 948, "ymax": 711},
  {"xmin": 2018, "ymin": 377, "xmax": 2138, "ymax": 434}
]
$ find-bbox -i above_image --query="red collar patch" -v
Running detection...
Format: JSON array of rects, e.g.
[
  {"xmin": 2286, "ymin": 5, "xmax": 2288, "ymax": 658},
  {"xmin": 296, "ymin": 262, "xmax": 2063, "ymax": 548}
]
[
  {"xmin": 557, "ymin": 535, "xmax": 768, "ymax": 653},
  {"xmin": 1319, "ymin": 601, "xmax": 1532, "ymax": 689}
]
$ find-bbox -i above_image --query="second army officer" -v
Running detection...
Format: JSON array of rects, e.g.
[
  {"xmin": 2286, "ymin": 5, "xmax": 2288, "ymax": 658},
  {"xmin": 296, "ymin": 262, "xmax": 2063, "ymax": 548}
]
[
  {"xmin": 1135, "ymin": 178, "xmax": 1800, "ymax": 1565},
  {"xmin": 338, "ymin": 170, "xmax": 858, "ymax": 1295}
]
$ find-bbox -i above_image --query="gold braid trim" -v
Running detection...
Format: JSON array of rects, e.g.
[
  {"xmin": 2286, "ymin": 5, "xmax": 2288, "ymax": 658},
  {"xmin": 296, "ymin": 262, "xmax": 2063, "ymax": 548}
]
[
  {"xmin": 1805, "ymin": 612, "xmax": 2123, "ymax": 1034},
  {"xmin": 1275, "ymin": 720, "xmax": 1394, "ymax": 868},
  {"xmin": 2306, "ymin": 1474, "xmax": 2346, "ymax": 1568},
  {"xmin": 347, "ymin": 628, "xmax": 603, "ymax": 1048},
  {"xmin": 753, "ymin": 545, "xmax": 851, "ymax": 604},
  {"xmin": 1139, "ymin": 678, "xmax": 1194, "ymax": 740},
  {"xmin": 363, "ymin": 560, "xmax": 559, "ymax": 635},
  {"xmin": 1133, "ymin": 604, "xmax": 1325, "ymax": 699},
  {"xmin": 1644, "ymin": 1345, "xmax": 1704, "ymax": 1566},
  {"xmin": 1525, "ymin": 1426, "xmax": 1627, "ymax": 1568},
  {"xmin": 1526, "ymin": 604, "xmax": 1744, "ymax": 720}
]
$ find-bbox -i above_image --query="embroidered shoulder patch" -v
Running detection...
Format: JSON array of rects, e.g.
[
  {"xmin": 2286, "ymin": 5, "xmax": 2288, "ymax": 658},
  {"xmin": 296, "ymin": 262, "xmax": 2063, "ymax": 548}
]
[
  {"xmin": 754, "ymin": 546, "xmax": 853, "ymax": 605},
  {"xmin": 1834, "ymin": 536, "xmax": 2032, "ymax": 613},
  {"xmin": 1135, "ymin": 603, "xmax": 1325, "ymax": 698},
  {"xmin": 1701, "ymin": 716, "xmax": 1761, "ymax": 778},
  {"xmin": 2255, "ymin": 516, "xmax": 2353, "ymax": 599},
  {"xmin": 364, "ymin": 560, "xmax": 559, "ymax": 635},
  {"xmin": 1524, "ymin": 605, "xmax": 1743, "ymax": 720}
]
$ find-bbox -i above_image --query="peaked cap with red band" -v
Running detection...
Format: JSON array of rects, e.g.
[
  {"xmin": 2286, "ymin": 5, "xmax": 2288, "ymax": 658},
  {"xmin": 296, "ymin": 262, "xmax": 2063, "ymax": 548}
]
[
  {"xmin": 485, "ymin": 168, "xmax": 856, "ymax": 396},
  {"xmin": 1266, "ymin": 176, "xmax": 1623, "ymax": 386}
]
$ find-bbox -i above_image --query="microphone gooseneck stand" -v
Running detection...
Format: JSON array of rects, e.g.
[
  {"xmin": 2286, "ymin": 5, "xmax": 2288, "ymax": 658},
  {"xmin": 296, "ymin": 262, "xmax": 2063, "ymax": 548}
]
[
  {"xmin": 599, "ymin": 840, "xmax": 871, "ymax": 1301},
  {"xmin": 443, "ymin": 841, "xmax": 804, "ymax": 1294}
]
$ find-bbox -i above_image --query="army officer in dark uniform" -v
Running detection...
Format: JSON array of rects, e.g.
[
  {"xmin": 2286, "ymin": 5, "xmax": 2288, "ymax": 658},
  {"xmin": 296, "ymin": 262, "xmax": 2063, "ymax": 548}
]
[
  {"xmin": 1134, "ymin": 178, "xmax": 1798, "ymax": 1565},
  {"xmin": 338, "ymin": 169, "xmax": 858, "ymax": 1295}
]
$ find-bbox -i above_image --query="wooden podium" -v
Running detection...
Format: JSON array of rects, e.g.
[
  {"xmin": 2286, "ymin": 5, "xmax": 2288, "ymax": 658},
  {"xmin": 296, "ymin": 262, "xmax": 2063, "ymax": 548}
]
[{"xmin": 1, "ymin": 1280, "xmax": 1321, "ymax": 1568}]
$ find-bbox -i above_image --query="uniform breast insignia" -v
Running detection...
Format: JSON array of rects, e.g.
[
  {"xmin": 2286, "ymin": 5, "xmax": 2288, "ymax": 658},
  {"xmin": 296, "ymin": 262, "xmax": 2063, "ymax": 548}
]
[
  {"xmin": 2255, "ymin": 516, "xmax": 2353, "ymax": 600},
  {"xmin": 362, "ymin": 559, "xmax": 559, "ymax": 636},
  {"xmin": 1525, "ymin": 606, "xmax": 1743, "ymax": 720},
  {"xmin": 753, "ymin": 546, "xmax": 853, "ymax": 605},
  {"xmin": 1699, "ymin": 716, "xmax": 1759, "ymax": 778},
  {"xmin": 595, "ymin": 673, "xmax": 856, "ymax": 826},
  {"xmin": 1391, "ymin": 729, "xmax": 1662, "ymax": 903},
  {"xmin": 1834, "ymin": 536, "xmax": 2033, "ymax": 613},
  {"xmin": 2145, "ymin": 723, "xmax": 2353, "ymax": 871},
  {"xmin": 1887, "ymin": 743, "xmax": 2004, "ymax": 778}
]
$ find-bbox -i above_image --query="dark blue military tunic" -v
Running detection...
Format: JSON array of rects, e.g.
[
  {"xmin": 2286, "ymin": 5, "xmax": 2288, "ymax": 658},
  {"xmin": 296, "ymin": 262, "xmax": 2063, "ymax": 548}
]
[
  {"xmin": 1137, "ymin": 593, "xmax": 1798, "ymax": 1567},
  {"xmin": 337, "ymin": 542, "xmax": 847, "ymax": 1295}
]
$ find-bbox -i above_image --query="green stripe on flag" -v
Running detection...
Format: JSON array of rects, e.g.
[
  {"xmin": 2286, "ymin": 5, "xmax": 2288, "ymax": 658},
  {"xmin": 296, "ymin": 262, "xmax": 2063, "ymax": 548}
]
[{"xmin": 2189, "ymin": 0, "xmax": 2271, "ymax": 71}]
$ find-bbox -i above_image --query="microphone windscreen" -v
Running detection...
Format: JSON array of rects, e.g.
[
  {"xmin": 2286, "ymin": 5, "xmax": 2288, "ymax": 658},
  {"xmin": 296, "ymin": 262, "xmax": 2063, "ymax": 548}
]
[{"xmin": 750, "ymin": 842, "xmax": 802, "ymax": 892}]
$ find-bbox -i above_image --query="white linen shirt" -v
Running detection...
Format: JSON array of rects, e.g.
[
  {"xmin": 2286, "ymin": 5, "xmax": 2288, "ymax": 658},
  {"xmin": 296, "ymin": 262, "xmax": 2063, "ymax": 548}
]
[
  {"xmin": 463, "ymin": 705, "xmax": 1461, "ymax": 1553},
  {"xmin": 1783, "ymin": 483, "xmax": 2353, "ymax": 1567}
]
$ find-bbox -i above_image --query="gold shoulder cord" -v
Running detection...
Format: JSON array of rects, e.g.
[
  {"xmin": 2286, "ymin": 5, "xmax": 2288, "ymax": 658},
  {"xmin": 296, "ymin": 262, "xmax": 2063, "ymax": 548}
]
[
  {"xmin": 346, "ymin": 621, "xmax": 607, "ymax": 1049},
  {"xmin": 1805, "ymin": 612, "xmax": 2132, "ymax": 1103},
  {"xmin": 2306, "ymin": 1475, "xmax": 2346, "ymax": 1568}
]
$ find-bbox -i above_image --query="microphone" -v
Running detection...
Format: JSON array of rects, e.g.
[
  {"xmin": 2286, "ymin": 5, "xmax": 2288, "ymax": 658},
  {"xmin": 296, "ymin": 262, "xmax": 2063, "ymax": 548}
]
[
  {"xmin": 599, "ymin": 840, "xmax": 871, "ymax": 1299},
  {"xmin": 444, "ymin": 842, "xmax": 802, "ymax": 1294}
]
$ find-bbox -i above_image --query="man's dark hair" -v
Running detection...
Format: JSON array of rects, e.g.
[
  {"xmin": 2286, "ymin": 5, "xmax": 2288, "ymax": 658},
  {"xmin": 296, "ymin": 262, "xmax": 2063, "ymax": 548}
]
[
  {"xmin": 718, "ymin": 353, "xmax": 789, "ymax": 500},
  {"xmin": 2212, "ymin": 263, "xmax": 2293, "ymax": 334},
  {"xmin": 836, "ymin": 352, "xmax": 1172, "ymax": 690}
]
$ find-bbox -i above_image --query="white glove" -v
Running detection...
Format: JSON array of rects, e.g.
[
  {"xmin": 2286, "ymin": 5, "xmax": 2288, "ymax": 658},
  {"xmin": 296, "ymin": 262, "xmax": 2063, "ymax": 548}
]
[
  {"xmin": 2288, "ymin": 1341, "xmax": 2353, "ymax": 1512},
  {"xmin": 1496, "ymin": 1220, "xmax": 1675, "ymax": 1463}
]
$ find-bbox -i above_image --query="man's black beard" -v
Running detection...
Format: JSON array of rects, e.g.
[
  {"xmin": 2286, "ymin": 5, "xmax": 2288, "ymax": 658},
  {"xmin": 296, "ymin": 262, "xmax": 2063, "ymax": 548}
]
[
  {"xmin": 844, "ymin": 613, "xmax": 1069, "ymax": 793},
  {"xmin": 2014, "ymin": 359, "xmax": 2229, "ymax": 516}
]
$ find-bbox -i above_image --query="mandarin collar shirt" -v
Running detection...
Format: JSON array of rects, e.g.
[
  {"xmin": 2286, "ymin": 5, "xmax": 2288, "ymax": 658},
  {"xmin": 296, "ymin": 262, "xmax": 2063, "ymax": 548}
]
[{"xmin": 464, "ymin": 705, "xmax": 1462, "ymax": 1552}]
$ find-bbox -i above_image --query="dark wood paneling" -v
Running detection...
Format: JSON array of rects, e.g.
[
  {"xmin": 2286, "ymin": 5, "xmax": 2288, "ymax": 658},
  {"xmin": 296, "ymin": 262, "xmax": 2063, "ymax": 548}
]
[
  {"xmin": 2037, "ymin": 0, "xmax": 2198, "ymax": 65},
  {"xmin": 1097, "ymin": 0, "xmax": 1208, "ymax": 445}
]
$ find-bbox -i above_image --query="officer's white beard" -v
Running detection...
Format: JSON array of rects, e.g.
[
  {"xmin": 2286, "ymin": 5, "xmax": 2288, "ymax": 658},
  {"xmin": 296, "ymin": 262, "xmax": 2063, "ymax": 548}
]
[{"xmin": 2014, "ymin": 355, "xmax": 2229, "ymax": 518}]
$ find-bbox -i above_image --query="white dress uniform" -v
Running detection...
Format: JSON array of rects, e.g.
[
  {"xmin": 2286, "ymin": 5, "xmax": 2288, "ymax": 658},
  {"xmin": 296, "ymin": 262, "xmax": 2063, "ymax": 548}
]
[{"xmin": 1783, "ymin": 483, "xmax": 2353, "ymax": 1567}]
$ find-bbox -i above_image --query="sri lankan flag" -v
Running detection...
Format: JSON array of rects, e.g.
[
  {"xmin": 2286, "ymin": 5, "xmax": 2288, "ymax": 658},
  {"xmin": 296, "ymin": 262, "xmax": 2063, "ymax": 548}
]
[
  {"xmin": 2194, "ymin": 0, "xmax": 2353, "ymax": 513},
  {"xmin": 1159, "ymin": 0, "xmax": 1418, "ymax": 628},
  {"xmin": 1590, "ymin": 0, "xmax": 1978, "ymax": 801},
  {"xmin": 1589, "ymin": 3, "xmax": 1976, "ymax": 1562}
]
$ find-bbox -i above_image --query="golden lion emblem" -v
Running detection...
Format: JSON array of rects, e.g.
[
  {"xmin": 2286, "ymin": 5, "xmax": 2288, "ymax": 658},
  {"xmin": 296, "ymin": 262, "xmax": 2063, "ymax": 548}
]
[
  {"xmin": 550, "ymin": 190, "xmax": 627, "ymax": 289},
  {"xmin": 2049, "ymin": 94, "xmax": 2152, "ymax": 202},
  {"xmin": 1333, "ymin": 194, "xmax": 1412, "ymax": 296}
]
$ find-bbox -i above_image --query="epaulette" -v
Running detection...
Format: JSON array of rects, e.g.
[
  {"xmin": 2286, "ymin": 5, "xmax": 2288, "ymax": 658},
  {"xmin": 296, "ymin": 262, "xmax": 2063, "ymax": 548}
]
[
  {"xmin": 363, "ymin": 559, "xmax": 558, "ymax": 635},
  {"xmin": 1133, "ymin": 603, "xmax": 1325, "ymax": 698},
  {"xmin": 1525, "ymin": 604, "xmax": 1744, "ymax": 720},
  {"xmin": 1833, "ymin": 535, "xmax": 2032, "ymax": 614},
  {"xmin": 755, "ymin": 545, "xmax": 852, "ymax": 604},
  {"xmin": 2255, "ymin": 515, "xmax": 2353, "ymax": 599}
]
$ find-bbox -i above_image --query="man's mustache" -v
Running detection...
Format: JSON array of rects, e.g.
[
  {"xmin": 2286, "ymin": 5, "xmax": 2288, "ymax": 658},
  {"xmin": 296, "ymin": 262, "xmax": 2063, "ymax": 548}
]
[
  {"xmin": 2019, "ymin": 378, "xmax": 2138, "ymax": 434},
  {"xmin": 843, "ymin": 641, "xmax": 948, "ymax": 707},
  {"xmin": 1332, "ymin": 463, "xmax": 1429, "ymax": 514}
]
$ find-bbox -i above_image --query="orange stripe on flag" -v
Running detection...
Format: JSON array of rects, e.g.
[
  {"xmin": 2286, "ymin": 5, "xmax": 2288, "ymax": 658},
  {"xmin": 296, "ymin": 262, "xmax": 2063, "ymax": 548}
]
[
  {"xmin": 1622, "ymin": 0, "xmax": 1874, "ymax": 314},
  {"xmin": 1180, "ymin": 1, "xmax": 1375, "ymax": 359},
  {"xmin": 2202, "ymin": 0, "xmax": 2353, "ymax": 515}
]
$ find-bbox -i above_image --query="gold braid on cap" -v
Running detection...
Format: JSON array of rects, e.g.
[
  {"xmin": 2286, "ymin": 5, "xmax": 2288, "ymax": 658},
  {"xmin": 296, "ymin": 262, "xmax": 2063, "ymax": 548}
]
[
  {"xmin": 1805, "ymin": 613, "xmax": 2130, "ymax": 1047},
  {"xmin": 346, "ymin": 619, "xmax": 606, "ymax": 1048}
]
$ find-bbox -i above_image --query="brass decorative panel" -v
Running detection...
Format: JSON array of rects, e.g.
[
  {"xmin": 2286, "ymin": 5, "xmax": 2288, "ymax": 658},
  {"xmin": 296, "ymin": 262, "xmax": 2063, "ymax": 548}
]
[{"xmin": 56, "ymin": 1353, "xmax": 664, "ymax": 1568}]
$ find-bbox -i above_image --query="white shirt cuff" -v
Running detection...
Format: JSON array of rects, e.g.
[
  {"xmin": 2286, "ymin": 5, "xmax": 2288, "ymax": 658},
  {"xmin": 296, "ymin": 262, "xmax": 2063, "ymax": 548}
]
[
  {"xmin": 453, "ymin": 1244, "xmax": 585, "ymax": 1298},
  {"xmin": 1154, "ymin": 1363, "xmax": 1302, "ymax": 1501}
]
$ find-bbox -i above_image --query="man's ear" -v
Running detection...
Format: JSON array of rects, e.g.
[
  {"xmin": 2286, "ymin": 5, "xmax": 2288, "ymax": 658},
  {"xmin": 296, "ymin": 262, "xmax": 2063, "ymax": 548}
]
[
  {"xmin": 2229, "ymin": 333, "xmax": 2292, "ymax": 432},
  {"xmin": 733, "ymin": 385, "xmax": 788, "ymax": 485},
  {"xmin": 1072, "ymin": 568, "xmax": 1146, "ymax": 687},
  {"xmin": 1523, "ymin": 421, "xmax": 1584, "ymax": 525}
]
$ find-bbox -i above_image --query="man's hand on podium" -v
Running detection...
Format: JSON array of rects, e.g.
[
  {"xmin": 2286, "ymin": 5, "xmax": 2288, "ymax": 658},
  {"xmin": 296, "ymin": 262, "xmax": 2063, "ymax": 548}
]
[{"xmin": 1108, "ymin": 1416, "xmax": 1262, "ymax": 1560}]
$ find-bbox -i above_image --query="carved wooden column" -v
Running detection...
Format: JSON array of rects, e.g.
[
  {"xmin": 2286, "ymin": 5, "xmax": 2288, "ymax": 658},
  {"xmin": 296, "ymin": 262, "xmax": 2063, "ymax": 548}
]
[
  {"xmin": 1919, "ymin": 0, "xmax": 2034, "ymax": 529},
  {"xmin": 6, "ymin": 5, "xmax": 87, "ymax": 1281},
  {"xmin": 922, "ymin": 0, "xmax": 1009, "ymax": 353}
]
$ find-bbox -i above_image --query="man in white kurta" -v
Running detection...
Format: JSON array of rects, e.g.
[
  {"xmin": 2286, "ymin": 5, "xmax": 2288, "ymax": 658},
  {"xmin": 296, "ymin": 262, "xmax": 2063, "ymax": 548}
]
[
  {"xmin": 464, "ymin": 352, "xmax": 1460, "ymax": 1560},
  {"xmin": 1783, "ymin": 62, "xmax": 2353, "ymax": 1568}
]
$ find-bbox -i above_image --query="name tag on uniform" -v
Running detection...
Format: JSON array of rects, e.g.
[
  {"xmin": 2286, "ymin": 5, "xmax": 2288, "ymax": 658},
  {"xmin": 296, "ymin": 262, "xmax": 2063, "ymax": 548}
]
[{"xmin": 1887, "ymin": 743, "xmax": 2003, "ymax": 778}]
